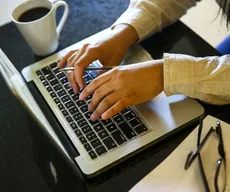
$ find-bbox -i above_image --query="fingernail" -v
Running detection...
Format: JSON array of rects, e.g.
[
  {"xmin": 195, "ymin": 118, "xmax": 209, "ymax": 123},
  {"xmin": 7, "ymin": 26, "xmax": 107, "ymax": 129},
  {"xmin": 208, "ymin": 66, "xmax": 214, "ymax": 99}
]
[
  {"xmin": 90, "ymin": 114, "xmax": 97, "ymax": 121},
  {"xmin": 79, "ymin": 93, "xmax": 84, "ymax": 100},
  {"xmin": 79, "ymin": 82, "xmax": 84, "ymax": 89},
  {"xmin": 88, "ymin": 105, "xmax": 93, "ymax": 112}
]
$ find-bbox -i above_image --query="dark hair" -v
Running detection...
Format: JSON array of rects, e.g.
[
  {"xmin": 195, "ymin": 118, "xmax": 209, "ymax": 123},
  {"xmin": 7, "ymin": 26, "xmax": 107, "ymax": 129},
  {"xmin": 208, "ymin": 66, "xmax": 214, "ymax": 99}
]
[{"xmin": 217, "ymin": 0, "xmax": 230, "ymax": 26}]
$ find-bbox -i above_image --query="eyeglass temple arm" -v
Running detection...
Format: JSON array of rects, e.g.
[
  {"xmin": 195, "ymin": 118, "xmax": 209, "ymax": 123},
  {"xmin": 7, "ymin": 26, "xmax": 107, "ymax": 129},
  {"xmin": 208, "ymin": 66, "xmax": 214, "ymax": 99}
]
[{"xmin": 184, "ymin": 127, "xmax": 215, "ymax": 170}]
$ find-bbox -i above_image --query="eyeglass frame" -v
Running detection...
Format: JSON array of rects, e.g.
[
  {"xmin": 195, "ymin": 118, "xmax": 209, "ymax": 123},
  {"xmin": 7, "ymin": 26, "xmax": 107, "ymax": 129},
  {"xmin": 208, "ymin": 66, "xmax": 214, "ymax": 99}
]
[{"xmin": 184, "ymin": 117, "xmax": 226, "ymax": 192}]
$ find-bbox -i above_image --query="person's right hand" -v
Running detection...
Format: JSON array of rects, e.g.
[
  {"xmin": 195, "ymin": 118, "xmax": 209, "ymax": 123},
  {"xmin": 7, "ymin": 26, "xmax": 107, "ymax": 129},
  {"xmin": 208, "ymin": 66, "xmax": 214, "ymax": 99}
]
[{"xmin": 57, "ymin": 24, "xmax": 139, "ymax": 93}]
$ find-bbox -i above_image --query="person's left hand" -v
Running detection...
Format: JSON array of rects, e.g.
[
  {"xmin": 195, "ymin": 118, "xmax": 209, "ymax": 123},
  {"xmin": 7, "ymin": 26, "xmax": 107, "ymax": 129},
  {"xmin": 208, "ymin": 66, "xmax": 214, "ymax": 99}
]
[{"xmin": 79, "ymin": 59, "xmax": 164, "ymax": 120}]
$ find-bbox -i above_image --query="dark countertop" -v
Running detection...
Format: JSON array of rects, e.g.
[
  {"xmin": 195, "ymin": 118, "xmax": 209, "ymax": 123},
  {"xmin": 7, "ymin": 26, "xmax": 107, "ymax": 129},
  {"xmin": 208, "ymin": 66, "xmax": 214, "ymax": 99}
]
[{"xmin": 1, "ymin": 1, "xmax": 230, "ymax": 191}]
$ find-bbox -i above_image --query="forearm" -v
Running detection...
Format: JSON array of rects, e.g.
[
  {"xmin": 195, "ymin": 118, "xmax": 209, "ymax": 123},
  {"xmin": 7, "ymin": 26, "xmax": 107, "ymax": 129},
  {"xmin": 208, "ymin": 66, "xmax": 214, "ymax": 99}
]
[
  {"xmin": 111, "ymin": 24, "xmax": 139, "ymax": 48},
  {"xmin": 112, "ymin": 0, "xmax": 198, "ymax": 41},
  {"xmin": 163, "ymin": 53, "xmax": 230, "ymax": 105}
]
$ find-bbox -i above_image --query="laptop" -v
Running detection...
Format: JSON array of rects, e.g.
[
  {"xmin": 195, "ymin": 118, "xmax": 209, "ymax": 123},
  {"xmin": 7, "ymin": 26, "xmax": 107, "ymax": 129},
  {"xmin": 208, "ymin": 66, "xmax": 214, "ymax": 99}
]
[{"xmin": 0, "ymin": 28, "xmax": 204, "ymax": 177}]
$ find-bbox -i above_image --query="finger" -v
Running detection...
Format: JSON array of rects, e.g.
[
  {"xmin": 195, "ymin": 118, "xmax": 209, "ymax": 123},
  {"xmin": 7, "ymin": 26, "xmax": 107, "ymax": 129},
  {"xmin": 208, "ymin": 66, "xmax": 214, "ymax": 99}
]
[
  {"xmin": 67, "ymin": 52, "xmax": 78, "ymax": 88},
  {"xmin": 69, "ymin": 71, "xmax": 80, "ymax": 93},
  {"xmin": 101, "ymin": 96, "xmax": 134, "ymax": 120},
  {"xmin": 88, "ymin": 82, "xmax": 114, "ymax": 111},
  {"xmin": 74, "ymin": 47, "xmax": 100, "ymax": 88},
  {"xmin": 90, "ymin": 92, "xmax": 121, "ymax": 121},
  {"xmin": 72, "ymin": 46, "xmax": 89, "ymax": 89},
  {"xmin": 57, "ymin": 50, "xmax": 77, "ymax": 68},
  {"xmin": 79, "ymin": 72, "xmax": 111, "ymax": 100}
]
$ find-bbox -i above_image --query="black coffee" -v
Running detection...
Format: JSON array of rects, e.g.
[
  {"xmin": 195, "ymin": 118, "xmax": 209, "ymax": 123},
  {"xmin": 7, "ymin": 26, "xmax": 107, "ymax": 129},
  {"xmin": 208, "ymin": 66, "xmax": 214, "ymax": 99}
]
[{"xmin": 18, "ymin": 7, "xmax": 50, "ymax": 22}]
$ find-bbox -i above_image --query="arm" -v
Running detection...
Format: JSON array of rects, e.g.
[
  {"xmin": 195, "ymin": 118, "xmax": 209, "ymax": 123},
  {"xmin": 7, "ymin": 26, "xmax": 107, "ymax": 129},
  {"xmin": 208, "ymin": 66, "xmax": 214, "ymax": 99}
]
[
  {"xmin": 163, "ymin": 53, "xmax": 230, "ymax": 105},
  {"xmin": 112, "ymin": 0, "xmax": 199, "ymax": 41}
]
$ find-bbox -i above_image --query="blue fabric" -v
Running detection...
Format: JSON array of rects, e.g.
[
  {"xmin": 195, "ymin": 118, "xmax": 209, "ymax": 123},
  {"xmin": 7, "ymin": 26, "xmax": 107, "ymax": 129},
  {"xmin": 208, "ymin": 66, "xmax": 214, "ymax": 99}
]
[{"xmin": 216, "ymin": 36, "xmax": 230, "ymax": 55}]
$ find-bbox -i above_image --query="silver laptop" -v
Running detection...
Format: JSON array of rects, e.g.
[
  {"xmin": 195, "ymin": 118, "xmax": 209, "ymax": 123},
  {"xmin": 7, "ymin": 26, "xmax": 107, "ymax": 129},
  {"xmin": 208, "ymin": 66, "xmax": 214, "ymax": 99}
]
[{"xmin": 0, "ymin": 28, "xmax": 204, "ymax": 177}]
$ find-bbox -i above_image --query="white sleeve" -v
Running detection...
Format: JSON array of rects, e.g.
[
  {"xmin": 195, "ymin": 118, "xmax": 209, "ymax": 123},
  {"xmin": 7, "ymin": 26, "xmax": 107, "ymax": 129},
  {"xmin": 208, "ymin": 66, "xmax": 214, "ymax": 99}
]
[
  {"xmin": 163, "ymin": 53, "xmax": 230, "ymax": 105},
  {"xmin": 112, "ymin": 0, "xmax": 198, "ymax": 41}
]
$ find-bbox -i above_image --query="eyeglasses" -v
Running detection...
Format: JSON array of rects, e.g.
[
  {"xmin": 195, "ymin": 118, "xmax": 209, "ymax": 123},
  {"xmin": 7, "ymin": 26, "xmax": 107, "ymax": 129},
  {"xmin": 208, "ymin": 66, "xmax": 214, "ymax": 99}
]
[{"xmin": 184, "ymin": 118, "xmax": 226, "ymax": 192}]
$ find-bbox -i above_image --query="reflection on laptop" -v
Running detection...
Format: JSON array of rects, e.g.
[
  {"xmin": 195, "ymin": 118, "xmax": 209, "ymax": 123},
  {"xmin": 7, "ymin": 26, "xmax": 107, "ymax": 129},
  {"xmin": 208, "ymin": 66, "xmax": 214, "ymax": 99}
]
[{"xmin": 0, "ymin": 29, "xmax": 204, "ymax": 177}]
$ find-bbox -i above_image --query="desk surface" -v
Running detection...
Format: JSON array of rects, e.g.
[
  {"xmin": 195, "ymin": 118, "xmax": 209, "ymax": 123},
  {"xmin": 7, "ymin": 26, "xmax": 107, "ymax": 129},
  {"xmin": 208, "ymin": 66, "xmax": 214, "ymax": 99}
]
[{"xmin": 1, "ymin": 1, "xmax": 230, "ymax": 191}]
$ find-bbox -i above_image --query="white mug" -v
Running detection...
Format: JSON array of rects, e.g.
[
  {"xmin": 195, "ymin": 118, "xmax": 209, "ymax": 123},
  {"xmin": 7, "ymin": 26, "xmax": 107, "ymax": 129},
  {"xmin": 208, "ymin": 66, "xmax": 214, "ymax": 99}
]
[{"xmin": 12, "ymin": 0, "xmax": 69, "ymax": 56}]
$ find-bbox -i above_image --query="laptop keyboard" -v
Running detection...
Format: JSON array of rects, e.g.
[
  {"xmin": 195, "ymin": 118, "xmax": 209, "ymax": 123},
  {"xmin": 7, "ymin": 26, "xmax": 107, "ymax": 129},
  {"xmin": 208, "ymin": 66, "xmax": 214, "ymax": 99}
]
[{"xmin": 35, "ymin": 62, "xmax": 148, "ymax": 159}]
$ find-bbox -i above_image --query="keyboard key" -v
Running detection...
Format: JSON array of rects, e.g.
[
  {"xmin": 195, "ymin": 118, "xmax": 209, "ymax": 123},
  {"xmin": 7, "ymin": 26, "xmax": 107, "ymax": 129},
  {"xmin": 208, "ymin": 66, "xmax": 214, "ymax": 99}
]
[
  {"xmin": 42, "ymin": 80, "xmax": 49, "ymax": 87},
  {"xmin": 50, "ymin": 63, "xmax": 57, "ymax": 69},
  {"xmin": 91, "ymin": 139, "xmax": 102, "ymax": 149},
  {"xmin": 46, "ymin": 74, "xmax": 55, "ymax": 81},
  {"xmin": 121, "ymin": 107, "xmax": 131, "ymax": 114},
  {"xmin": 98, "ymin": 130, "xmax": 109, "ymax": 140},
  {"xmin": 42, "ymin": 66, "xmax": 52, "ymax": 75},
  {"xmin": 67, "ymin": 88, "xmax": 75, "ymax": 96},
  {"xmin": 69, "ymin": 107, "xmax": 78, "ymax": 115},
  {"xmin": 134, "ymin": 124, "xmax": 148, "ymax": 134},
  {"xmin": 84, "ymin": 111, "xmax": 92, "ymax": 119},
  {"xmin": 66, "ymin": 116, "xmax": 73, "ymax": 123},
  {"xmin": 63, "ymin": 82, "xmax": 70, "ymax": 89},
  {"xmin": 61, "ymin": 109, "xmax": 69, "ymax": 117},
  {"xmin": 111, "ymin": 130, "xmax": 126, "ymax": 145},
  {"xmin": 74, "ymin": 129, "xmax": 82, "ymax": 137},
  {"xmin": 57, "ymin": 72, "xmax": 65, "ymax": 79},
  {"xmin": 36, "ymin": 70, "xmax": 42, "ymax": 76},
  {"xmin": 73, "ymin": 113, "xmax": 83, "ymax": 121},
  {"xmin": 88, "ymin": 150, "xmax": 97, "ymax": 159},
  {"xmin": 54, "ymin": 98, "xmax": 61, "ymax": 104},
  {"xmin": 71, "ymin": 94, "xmax": 79, "ymax": 101},
  {"xmin": 80, "ymin": 105, "xmax": 88, "ymax": 113},
  {"xmin": 85, "ymin": 95, "xmax": 92, "ymax": 102},
  {"xmin": 60, "ymin": 77, "xmax": 68, "ymax": 84},
  {"xmin": 77, "ymin": 119, "xmax": 87, "ymax": 127},
  {"xmin": 81, "ymin": 125, "xmax": 92, "ymax": 134},
  {"xmin": 119, "ymin": 122, "xmax": 136, "ymax": 139},
  {"xmin": 93, "ymin": 123, "xmax": 104, "ymax": 132},
  {"xmin": 101, "ymin": 119, "xmax": 112, "ymax": 126},
  {"xmin": 89, "ymin": 119, "xmax": 100, "ymax": 126},
  {"xmin": 84, "ymin": 74, "xmax": 92, "ymax": 82},
  {"xmin": 50, "ymin": 79, "xmax": 59, "ymax": 86},
  {"xmin": 65, "ymin": 101, "xmax": 75, "ymax": 109},
  {"xmin": 39, "ymin": 75, "xmax": 45, "ymax": 81},
  {"xmin": 70, "ymin": 122, "xmax": 77, "ymax": 130},
  {"xmin": 86, "ymin": 131, "xmax": 97, "ymax": 141},
  {"xmin": 50, "ymin": 92, "xmax": 56, "ymax": 98},
  {"xmin": 84, "ymin": 143, "xmax": 92, "ymax": 151},
  {"xmin": 79, "ymin": 136, "xmax": 87, "ymax": 144},
  {"xmin": 129, "ymin": 118, "xmax": 142, "ymax": 128},
  {"xmin": 106, "ymin": 123, "xmax": 118, "ymax": 133},
  {"xmin": 46, "ymin": 86, "xmax": 52, "ymax": 93},
  {"xmin": 95, "ymin": 145, "xmax": 107, "ymax": 156},
  {"xmin": 54, "ymin": 84, "xmax": 62, "ymax": 91},
  {"xmin": 53, "ymin": 68, "xmax": 60, "ymax": 74},
  {"xmin": 61, "ymin": 95, "xmax": 71, "ymax": 103},
  {"xmin": 57, "ymin": 103, "xmax": 64, "ymax": 110},
  {"xmin": 76, "ymin": 100, "xmax": 86, "ymax": 107},
  {"xmin": 113, "ymin": 114, "xmax": 124, "ymax": 124},
  {"xmin": 124, "ymin": 111, "xmax": 136, "ymax": 121},
  {"xmin": 103, "ymin": 137, "xmax": 117, "ymax": 150},
  {"xmin": 57, "ymin": 90, "xmax": 67, "ymax": 97}
]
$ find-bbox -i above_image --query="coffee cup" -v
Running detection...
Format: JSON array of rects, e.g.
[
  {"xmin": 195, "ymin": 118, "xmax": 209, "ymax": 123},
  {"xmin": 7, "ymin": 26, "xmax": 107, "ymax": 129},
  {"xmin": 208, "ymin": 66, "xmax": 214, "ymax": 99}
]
[{"xmin": 12, "ymin": 0, "xmax": 69, "ymax": 56}]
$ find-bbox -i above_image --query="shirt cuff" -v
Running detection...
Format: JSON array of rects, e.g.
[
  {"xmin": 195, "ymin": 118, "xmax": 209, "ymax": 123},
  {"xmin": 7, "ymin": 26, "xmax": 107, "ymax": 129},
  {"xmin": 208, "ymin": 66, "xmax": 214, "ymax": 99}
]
[
  {"xmin": 163, "ymin": 53, "xmax": 197, "ymax": 97},
  {"xmin": 111, "ymin": 8, "xmax": 158, "ymax": 42}
]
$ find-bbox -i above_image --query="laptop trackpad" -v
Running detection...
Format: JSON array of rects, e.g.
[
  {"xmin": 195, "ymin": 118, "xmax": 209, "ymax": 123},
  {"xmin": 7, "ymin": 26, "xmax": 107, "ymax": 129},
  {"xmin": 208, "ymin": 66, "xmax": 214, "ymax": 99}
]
[{"xmin": 135, "ymin": 92, "xmax": 204, "ymax": 132}]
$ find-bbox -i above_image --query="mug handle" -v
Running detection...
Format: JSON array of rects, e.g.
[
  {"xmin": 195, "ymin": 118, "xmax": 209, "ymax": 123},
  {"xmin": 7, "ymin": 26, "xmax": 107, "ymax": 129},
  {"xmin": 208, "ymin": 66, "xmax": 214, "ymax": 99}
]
[{"xmin": 52, "ymin": 0, "xmax": 69, "ymax": 38}]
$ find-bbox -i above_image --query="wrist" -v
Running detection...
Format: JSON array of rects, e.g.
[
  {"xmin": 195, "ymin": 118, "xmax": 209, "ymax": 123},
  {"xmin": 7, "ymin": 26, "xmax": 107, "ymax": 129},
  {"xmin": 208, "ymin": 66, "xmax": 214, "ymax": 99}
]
[{"xmin": 112, "ymin": 24, "xmax": 139, "ymax": 47}]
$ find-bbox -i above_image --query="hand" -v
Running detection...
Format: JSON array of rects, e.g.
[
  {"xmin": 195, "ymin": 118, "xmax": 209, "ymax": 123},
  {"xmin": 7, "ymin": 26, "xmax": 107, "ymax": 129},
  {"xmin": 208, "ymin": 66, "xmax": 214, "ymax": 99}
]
[
  {"xmin": 79, "ymin": 60, "xmax": 164, "ymax": 120},
  {"xmin": 57, "ymin": 24, "xmax": 138, "ymax": 93}
]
